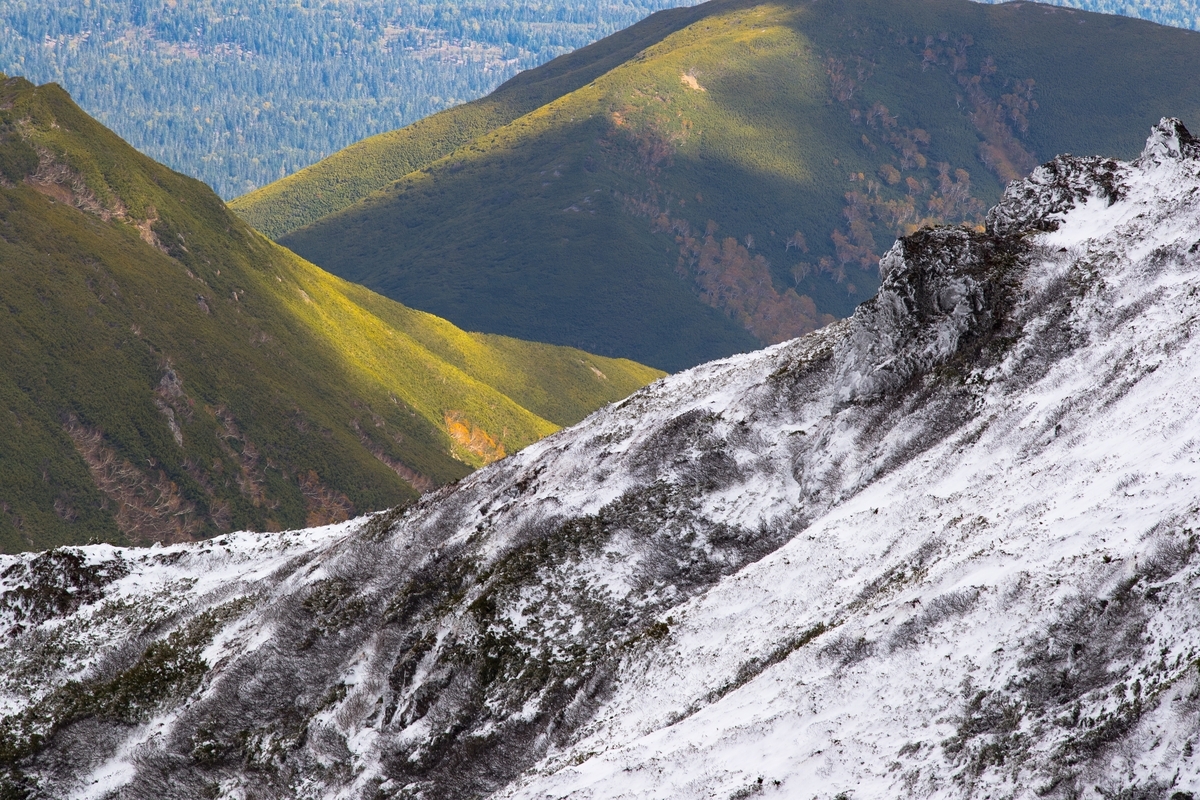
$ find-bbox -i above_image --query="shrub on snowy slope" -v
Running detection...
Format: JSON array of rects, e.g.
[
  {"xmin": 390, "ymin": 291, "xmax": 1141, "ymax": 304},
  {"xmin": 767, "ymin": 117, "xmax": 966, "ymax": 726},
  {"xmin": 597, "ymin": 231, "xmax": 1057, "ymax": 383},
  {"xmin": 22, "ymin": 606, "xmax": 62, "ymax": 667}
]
[{"xmin": 3, "ymin": 120, "xmax": 1200, "ymax": 799}]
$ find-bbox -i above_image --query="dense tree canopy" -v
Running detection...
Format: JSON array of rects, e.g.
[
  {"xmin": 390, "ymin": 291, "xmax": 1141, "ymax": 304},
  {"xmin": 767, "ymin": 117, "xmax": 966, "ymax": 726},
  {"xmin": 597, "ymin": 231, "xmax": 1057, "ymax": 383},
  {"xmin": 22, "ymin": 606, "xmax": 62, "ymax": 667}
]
[
  {"xmin": 0, "ymin": 0, "xmax": 699, "ymax": 198},
  {"xmin": 978, "ymin": 0, "xmax": 1199, "ymax": 31},
  {"xmin": 0, "ymin": 0, "xmax": 1194, "ymax": 199}
]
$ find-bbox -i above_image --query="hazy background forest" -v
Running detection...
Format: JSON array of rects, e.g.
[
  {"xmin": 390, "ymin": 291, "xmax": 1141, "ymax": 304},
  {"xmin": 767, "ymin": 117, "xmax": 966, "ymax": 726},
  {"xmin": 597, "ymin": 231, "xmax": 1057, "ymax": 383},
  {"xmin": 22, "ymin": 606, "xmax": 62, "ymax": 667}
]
[
  {"xmin": 0, "ymin": 0, "xmax": 1196, "ymax": 200},
  {"xmin": 0, "ymin": 0, "xmax": 700, "ymax": 198}
]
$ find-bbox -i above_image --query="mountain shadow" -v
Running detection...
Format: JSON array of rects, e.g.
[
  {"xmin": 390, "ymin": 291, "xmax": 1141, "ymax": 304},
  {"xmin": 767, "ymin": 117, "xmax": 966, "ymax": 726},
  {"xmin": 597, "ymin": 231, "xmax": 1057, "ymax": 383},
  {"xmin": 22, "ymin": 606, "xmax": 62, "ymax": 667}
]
[{"xmin": 238, "ymin": 0, "xmax": 1200, "ymax": 371}]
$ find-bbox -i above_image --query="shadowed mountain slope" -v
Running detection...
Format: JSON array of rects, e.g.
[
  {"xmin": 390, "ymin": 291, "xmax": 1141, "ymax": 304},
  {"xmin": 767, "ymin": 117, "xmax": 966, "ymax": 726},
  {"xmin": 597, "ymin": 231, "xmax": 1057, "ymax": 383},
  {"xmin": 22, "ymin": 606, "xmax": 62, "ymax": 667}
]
[
  {"xmin": 237, "ymin": 0, "xmax": 1200, "ymax": 371},
  {"xmin": 0, "ymin": 76, "xmax": 661, "ymax": 552}
]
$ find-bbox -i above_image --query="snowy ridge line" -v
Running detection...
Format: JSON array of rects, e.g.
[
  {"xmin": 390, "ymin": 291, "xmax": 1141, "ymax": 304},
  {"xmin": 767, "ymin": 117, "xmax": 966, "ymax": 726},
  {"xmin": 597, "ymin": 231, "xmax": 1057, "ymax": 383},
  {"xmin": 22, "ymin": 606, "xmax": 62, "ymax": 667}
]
[
  {"xmin": 495, "ymin": 119, "xmax": 1200, "ymax": 798},
  {"xmin": 2, "ymin": 119, "xmax": 1200, "ymax": 799}
]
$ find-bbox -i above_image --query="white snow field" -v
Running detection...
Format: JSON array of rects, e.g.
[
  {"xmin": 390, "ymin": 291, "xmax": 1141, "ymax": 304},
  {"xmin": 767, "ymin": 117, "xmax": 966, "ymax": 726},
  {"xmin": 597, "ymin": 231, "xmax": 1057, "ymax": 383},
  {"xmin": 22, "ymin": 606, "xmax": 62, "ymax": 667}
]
[{"xmin": 3, "ymin": 120, "xmax": 1200, "ymax": 800}]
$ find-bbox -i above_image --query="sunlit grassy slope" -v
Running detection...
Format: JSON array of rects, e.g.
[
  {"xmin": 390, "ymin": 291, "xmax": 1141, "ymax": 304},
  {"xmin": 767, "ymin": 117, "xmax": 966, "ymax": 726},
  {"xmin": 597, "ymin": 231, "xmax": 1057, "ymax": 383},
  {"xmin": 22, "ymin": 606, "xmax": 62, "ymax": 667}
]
[
  {"xmin": 227, "ymin": 3, "xmax": 718, "ymax": 239},
  {"xmin": 239, "ymin": 0, "xmax": 1200, "ymax": 372},
  {"xmin": 0, "ymin": 76, "xmax": 662, "ymax": 552}
]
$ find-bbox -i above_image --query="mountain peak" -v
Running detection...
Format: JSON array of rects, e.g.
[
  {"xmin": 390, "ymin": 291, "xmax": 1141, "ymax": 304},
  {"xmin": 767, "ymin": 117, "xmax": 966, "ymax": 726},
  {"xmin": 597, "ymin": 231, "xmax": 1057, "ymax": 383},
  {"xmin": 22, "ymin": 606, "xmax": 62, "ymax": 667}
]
[{"xmin": 1138, "ymin": 115, "xmax": 1200, "ymax": 165}]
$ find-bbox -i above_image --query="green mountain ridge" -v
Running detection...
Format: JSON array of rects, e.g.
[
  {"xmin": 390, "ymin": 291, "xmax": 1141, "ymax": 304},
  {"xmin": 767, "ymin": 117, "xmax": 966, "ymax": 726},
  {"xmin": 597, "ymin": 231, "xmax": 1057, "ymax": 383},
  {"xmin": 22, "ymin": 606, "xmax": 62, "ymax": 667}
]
[
  {"xmin": 0, "ymin": 75, "xmax": 662, "ymax": 553},
  {"xmin": 235, "ymin": 0, "xmax": 1200, "ymax": 372},
  {"xmin": 229, "ymin": 3, "xmax": 719, "ymax": 240}
]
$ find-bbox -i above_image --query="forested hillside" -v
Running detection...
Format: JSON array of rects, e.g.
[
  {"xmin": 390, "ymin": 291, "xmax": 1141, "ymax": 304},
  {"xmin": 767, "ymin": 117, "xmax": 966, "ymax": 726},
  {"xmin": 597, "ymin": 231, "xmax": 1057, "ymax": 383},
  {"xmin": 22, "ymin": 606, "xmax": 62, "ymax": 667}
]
[
  {"xmin": 0, "ymin": 0, "xmax": 1195, "ymax": 199},
  {"xmin": 259, "ymin": 0, "xmax": 1200, "ymax": 372},
  {"xmin": 0, "ymin": 75, "xmax": 661, "ymax": 551},
  {"xmin": 0, "ymin": 0, "xmax": 698, "ymax": 198},
  {"xmin": 977, "ymin": 0, "xmax": 1200, "ymax": 30}
]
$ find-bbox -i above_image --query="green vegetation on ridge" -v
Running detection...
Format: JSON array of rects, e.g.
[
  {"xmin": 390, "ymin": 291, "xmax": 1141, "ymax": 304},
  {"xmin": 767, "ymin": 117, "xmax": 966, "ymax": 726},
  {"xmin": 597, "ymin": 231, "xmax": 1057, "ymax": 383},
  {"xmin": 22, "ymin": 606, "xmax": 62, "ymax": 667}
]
[
  {"xmin": 244, "ymin": 0, "xmax": 1200, "ymax": 373},
  {"xmin": 0, "ymin": 75, "xmax": 661, "ymax": 553},
  {"xmin": 229, "ymin": 2, "xmax": 717, "ymax": 239}
]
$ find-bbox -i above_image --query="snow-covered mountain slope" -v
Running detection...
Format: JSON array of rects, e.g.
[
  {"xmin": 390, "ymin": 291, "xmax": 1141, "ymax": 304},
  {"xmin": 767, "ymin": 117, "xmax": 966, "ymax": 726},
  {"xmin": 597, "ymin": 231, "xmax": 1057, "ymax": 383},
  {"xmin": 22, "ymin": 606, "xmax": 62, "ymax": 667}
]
[{"xmin": 5, "ymin": 119, "xmax": 1200, "ymax": 800}]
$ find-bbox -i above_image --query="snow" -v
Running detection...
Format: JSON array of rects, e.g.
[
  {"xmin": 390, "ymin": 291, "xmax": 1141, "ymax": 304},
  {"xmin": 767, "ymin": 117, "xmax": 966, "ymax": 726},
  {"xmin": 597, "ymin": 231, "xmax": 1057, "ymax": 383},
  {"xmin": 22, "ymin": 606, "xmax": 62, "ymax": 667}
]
[
  {"xmin": 490, "ymin": 121, "xmax": 1200, "ymax": 798},
  {"xmin": 5, "ymin": 120, "xmax": 1200, "ymax": 799}
]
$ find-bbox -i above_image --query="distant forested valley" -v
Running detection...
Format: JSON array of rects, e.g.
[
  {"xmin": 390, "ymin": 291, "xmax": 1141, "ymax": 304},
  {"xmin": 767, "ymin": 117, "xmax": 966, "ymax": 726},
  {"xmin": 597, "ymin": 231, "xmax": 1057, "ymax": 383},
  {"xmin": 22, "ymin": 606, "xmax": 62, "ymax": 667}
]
[
  {"xmin": 0, "ymin": 0, "xmax": 700, "ymax": 198},
  {"xmin": 0, "ymin": 0, "xmax": 1195, "ymax": 200},
  {"xmin": 979, "ymin": 0, "xmax": 1199, "ymax": 31}
]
